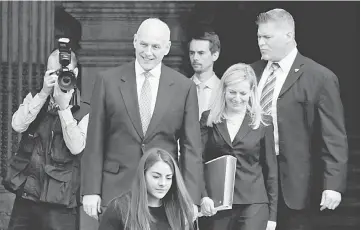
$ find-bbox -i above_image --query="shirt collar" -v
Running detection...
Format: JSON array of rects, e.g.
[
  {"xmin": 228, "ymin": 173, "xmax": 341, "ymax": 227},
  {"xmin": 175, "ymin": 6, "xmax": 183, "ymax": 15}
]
[
  {"xmin": 135, "ymin": 59, "xmax": 162, "ymax": 79},
  {"xmin": 267, "ymin": 47, "xmax": 298, "ymax": 72},
  {"xmin": 192, "ymin": 73, "xmax": 219, "ymax": 89}
]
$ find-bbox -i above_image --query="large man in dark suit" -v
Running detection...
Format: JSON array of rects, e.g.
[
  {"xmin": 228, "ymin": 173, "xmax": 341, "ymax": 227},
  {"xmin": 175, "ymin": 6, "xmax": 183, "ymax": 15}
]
[
  {"xmin": 81, "ymin": 18, "xmax": 202, "ymax": 220},
  {"xmin": 251, "ymin": 9, "xmax": 348, "ymax": 230}
]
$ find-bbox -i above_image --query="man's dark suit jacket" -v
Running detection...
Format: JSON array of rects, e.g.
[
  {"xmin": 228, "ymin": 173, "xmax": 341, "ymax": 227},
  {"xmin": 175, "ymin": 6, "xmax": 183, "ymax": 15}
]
[
  {"xmin": 81, "ymin": 61, "xmax": 203, "ymax": 207},
  {"xmin": 200, "ymin": 111, "xmax": 278, "ymax": 221},
  {"xmin": 251, "ymin": 52, "xmax": 348, "ymax": 210}
]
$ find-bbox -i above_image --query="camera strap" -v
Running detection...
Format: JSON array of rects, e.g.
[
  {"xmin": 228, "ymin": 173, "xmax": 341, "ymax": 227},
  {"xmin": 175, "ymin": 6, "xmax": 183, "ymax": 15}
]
[
  {"xmin": 47, "ymin": 97, "xmax": 61, "ymax": 114},
  {"xmin": 70, "ymin": 88, "xmax": 80, "ymax": 107}
]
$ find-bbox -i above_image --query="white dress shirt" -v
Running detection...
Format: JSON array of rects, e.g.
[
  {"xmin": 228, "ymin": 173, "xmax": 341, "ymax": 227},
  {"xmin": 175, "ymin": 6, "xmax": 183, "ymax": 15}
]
[
  {"xmin": 226, "ymin": 118, "xmax": 243, "ymax": 142},
  {"xmin": 135, "ymin": 60, "xmax": 161, "ymax": 117},
  {"xmin": 257, "ymin": 47, "xmax": 298, "ymax": 155},
  {"xmin": 192, "ymin": 73, "xmax": 220, "ymax": 119},
  {"xmin": 11, "ymin": 91, "xmax": 89, "ymax": 155}
]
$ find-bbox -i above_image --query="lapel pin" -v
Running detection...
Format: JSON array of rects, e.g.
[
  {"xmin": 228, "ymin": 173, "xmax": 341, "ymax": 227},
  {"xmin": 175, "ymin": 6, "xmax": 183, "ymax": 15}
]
[{"xmin": 295, "ymin": 68, "xmax": 299, "ymax": 73}]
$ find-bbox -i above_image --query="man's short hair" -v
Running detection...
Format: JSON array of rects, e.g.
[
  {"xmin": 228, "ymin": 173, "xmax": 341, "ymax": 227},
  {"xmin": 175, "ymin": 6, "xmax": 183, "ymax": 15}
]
[
  {"xmin": 256, "ymin": 8, "xmax": 295, "ymax": 35},
  {"xmin": 190, "ymin": 31, "xmax": 221, "ymax": 54}
]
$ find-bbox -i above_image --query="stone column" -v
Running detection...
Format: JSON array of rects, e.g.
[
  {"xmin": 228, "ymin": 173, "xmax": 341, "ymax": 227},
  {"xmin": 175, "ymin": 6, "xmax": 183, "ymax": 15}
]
[{"xmin": 0, "ymin": 1, "xmax": 54, "ymax": 228}]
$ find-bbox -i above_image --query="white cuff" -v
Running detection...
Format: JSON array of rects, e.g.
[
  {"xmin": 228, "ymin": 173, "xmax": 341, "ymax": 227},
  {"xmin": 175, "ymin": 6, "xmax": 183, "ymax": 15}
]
[{"xmin": 58, "ymin": 107, "xmax": 75, "ymax": 126}]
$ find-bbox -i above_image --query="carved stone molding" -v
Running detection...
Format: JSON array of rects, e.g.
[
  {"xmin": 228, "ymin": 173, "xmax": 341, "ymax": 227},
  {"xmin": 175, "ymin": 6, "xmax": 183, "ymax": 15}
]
[
  {"xmin": 62, "ymin": 1, "xmax": 194, "ymax": 61},
  {"xmin": 63, "ymin": 2, "xmax": 195, "ymax": 21},
  {"xmin": 78, "ymin": 39, "xmax": 183, "ymax": 66},
  {"xmin": 80, "ymin": 40, "xmax": 183, "ymax": 54}
]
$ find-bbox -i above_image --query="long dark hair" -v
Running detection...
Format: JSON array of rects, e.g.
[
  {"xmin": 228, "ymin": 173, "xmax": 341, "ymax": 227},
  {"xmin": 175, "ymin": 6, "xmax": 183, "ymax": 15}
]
[{"xmin": 114, "ymin": 148, "xmax": 195, "ymax": 230}]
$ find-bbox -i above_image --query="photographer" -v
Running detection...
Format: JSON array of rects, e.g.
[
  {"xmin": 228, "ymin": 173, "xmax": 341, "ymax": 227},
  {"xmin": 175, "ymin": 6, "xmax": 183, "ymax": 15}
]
[{"xmin": 6, "ymin": 41, "xmax": 89, "ymax": 230}]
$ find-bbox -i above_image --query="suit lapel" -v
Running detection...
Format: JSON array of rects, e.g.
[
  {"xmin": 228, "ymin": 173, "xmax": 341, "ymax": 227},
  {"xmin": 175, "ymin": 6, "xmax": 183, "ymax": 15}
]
[
  {"xmin": 118, "ymin": 62, "xmax": 144, "ymax": 139},
  {"xmin": 215, "ymin": 120, "xmax": 232, "ymax": 147},
  {"xmin": 279, "ymin": 52, "xmax": 305, "ymax": 97},
  {"xmin": 145, "ymin": 64, "xmax": 175, "ymax": 138},
  {"xmin": 214, "ymin": 114, "xmax": 252, "ymax": 147}
]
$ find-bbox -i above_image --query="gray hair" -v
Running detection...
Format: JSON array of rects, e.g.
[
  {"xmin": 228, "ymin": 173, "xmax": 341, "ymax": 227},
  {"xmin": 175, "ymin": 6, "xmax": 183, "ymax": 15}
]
[{"xmin": 256, "ymin": 8, "xmax": 295, "ymax": 37}]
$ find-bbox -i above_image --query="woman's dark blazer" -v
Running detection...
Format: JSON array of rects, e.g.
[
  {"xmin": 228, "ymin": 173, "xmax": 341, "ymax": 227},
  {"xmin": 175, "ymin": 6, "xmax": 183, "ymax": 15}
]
[{"xmin": 200, "ymin": 110, "xmax": 278, "ymax": 221}]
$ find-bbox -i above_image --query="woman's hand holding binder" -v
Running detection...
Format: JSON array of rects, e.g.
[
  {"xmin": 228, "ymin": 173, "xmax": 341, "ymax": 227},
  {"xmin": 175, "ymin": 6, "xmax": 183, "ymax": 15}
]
[{"xmin": 199, "ymin": 197, "xmax": 218, "ymax": 217}]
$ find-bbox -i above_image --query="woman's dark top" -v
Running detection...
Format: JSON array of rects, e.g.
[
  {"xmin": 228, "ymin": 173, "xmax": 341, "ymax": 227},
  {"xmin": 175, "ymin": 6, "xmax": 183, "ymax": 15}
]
[{"xmin": 99, "ymin": 194, "xmax": 171, "ymax": 230}]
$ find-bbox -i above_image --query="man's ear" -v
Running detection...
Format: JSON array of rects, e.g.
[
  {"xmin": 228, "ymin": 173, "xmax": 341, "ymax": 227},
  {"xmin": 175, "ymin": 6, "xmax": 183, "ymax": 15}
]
[
  {"xmin": 164, "ymin": 40, "xmax": 171, "ymax": 56},
  {"xmin": 133, "ymin": 34, "xmax": 137, "ymax": 49},
  {"xmin": 286, "ymin": 31, "xmax": 294, "ymax": 42},
  {"xmin": 212, "ymin": 51, "xmax": 220, "ymax": 62},
  {"xmin": 73, "ymin": 67, "xmax": 79, "ymax": 77}
]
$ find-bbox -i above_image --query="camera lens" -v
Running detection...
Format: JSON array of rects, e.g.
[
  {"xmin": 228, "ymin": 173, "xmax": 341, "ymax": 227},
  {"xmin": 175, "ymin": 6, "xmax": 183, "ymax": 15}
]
[
  {"xmin": 62, "ymin": 76, "xmax": 71, "ymax": 85},
  {"xmin": 58, "ymin": 70, "xmax": 76, "ymax": 91}
]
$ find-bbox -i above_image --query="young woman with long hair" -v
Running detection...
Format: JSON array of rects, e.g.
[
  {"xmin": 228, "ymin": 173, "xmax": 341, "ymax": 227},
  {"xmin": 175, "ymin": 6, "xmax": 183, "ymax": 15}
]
[
  {"xmin": 99, "ymin": 148, "xmax": 196, "ymax": 230},
  {"xmin": 198, "ymin": 63, "xmax": 278, "ymax": 230}
]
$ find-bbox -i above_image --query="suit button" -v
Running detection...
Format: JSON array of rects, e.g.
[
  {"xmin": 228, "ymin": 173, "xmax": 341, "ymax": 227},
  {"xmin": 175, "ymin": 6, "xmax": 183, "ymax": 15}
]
[{"xmin": 141, "ymin": 144, "xmax": 145, "ymax": 148}]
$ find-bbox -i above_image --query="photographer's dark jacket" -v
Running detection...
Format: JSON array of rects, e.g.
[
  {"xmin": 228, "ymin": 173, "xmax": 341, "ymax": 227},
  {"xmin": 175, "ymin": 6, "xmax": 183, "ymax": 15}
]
[{"xmin": 4, "ymin": 90, "xmax": 90, "ymax": 208}]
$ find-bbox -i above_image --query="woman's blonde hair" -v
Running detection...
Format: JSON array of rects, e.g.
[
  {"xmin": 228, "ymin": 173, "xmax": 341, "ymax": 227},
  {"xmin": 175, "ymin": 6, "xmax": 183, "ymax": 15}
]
[{"xmin": 206, "ymin": 63, "xmax": 265, "ymax": 129}]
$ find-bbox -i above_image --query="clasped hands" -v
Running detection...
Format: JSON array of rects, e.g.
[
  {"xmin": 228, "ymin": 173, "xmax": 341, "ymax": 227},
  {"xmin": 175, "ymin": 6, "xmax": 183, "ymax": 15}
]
[{"xmin": 42, "ymin": 69, "xmax": 74, "ymax": 111}]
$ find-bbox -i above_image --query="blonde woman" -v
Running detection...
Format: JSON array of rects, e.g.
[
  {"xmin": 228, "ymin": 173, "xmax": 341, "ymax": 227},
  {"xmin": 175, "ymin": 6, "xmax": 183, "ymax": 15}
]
[{"xmin": 199, "ymin": 63, "xmax": 278, "ymax": 230}]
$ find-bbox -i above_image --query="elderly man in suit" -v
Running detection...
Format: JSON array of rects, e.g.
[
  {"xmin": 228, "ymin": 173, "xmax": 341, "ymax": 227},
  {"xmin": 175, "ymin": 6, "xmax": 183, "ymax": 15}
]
[
  {"xmin": 81, "ymin": 18, "xmax": 202, "ymax": 221},
  {"xmin": 251, "ymin": 8, "xmax": 348, "ymax": 230}
]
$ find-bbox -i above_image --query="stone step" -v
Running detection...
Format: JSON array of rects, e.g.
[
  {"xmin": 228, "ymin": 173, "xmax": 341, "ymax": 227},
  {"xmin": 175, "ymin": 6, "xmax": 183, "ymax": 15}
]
[
  {"xmin": 313, "ymin": 215, "xmax": 359, "ymax": 228},
  {"xmin": 348, "ymin": 164, "xmax": 360, "ymax": 173},
  {"xmin": 341, "ymin": 195, "xmax": 359, "ymax": 205},
  {"xmin": 347, "ymin": 167, "xmax": 359, "ymax": 182},
  {"xmin": 344, "ymin": 183, "xmax": 360, "ymax": 197},
  {"xmin": 348, "ymin": 151, "xmax": 359, "ymax": 166},
  {"xmin": 349, "ymin": 148, "xmax": 359, "ymax": 155},
  {"xmin": 349, "ymin": 149, "xmax": 359, "ymax": 155},
  {"xmin": 315, "ymin": 226, "xmax": 359, "ymax": 230},
  {"xmin": 346, "ymin": 182, "xmax": 359, "ymax": 190},
  {"xmin": 346, "ymin": 169, "xmax": 359, "ymax": 181},
  {"xmin": 347, "ymin": 136, "xmax": 359, "ymax": 151},
  {"xmin": 337, "ymin": 197, "xmax": 360, "ymax": 213}
]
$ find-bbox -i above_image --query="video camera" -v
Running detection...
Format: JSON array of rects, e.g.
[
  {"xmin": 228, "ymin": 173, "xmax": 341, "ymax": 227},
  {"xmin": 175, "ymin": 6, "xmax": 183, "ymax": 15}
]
[{"xmin": 56, "ymin": 38, "xmax": 77, "ymax": 92}]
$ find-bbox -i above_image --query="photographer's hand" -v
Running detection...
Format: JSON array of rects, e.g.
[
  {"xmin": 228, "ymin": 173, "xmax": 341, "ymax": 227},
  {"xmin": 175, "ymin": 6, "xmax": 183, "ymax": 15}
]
[
  {"xmin": 41, "ymin": 70, "xmax": 58, "ymax": 96},
  {"xmin": 53, "ymin": 84, "xmax": 74, "ymax": 110}
]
